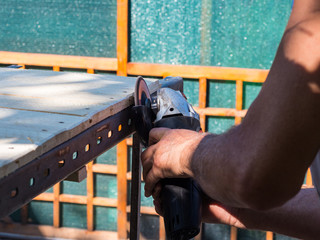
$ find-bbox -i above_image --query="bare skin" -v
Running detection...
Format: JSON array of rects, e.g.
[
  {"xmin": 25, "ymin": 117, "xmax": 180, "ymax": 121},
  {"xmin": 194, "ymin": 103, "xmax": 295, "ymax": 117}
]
[
  {"xmin": 141, "ymin": 0, "xmax": 320, "ymax": 239},
  {"xmin": 201, "ymin": 188, "xmax": 320, "ymax": 240}
]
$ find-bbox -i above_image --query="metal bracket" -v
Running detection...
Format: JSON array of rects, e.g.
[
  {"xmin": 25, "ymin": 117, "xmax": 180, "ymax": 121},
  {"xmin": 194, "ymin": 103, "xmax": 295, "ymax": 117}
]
[
  {"xmin": 64, "ymin": 166, "xmax": 87, "ymax": 182},
  {"xmin": 130, "ymin": 134, "xmax": 142, "ymax": 240}
]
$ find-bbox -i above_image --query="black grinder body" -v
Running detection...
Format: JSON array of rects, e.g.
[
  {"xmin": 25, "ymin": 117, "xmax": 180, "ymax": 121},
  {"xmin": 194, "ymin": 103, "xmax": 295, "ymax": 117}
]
[
  {"xmin": 154, "ymin": 116, "xmax": 202, "ymax": 240},
  {"xmin": 132, "ymin": 76, "xmax": 202, "ymax": 240}
]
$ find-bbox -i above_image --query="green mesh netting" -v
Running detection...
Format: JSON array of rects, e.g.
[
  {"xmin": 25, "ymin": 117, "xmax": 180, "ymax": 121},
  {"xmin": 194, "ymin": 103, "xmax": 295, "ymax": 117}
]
[{"xmin": 0, "ymin": 0, "xmax": 117, "ymax": 57}]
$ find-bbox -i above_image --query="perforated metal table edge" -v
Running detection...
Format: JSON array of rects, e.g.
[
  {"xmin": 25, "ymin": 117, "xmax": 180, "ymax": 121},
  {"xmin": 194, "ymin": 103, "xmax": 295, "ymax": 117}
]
[{"xmin": 0, "ymin": 106, "xmax": 134, "ymax": 219}]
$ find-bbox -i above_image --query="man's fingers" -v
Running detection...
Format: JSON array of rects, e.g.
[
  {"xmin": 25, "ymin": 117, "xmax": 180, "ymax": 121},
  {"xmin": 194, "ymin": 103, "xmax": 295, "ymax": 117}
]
[
  {"xmin": 148, "ymin": 128, "xmax": 170, "ymax": 145},
  {"xmin": 152, "ymin": 182, "xmax": 162, "ymax": 200},
  {"xmin": 154, "ymin": 199, "xmax": 163, "ymax": 216},
  {"xmin": 141, "ymin": 145, "xmax": 156, "ymax": 180},
  {"xmin": 144, "ymin": 168, "xmax": 161, "ymax": 197}
]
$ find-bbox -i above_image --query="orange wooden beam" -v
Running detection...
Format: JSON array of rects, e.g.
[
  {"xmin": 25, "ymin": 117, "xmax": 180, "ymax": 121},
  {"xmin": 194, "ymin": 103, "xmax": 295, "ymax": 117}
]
[
  {"xmin": 92, "ymin": 163, "xmax": 117, "ymax": 175},
  {"xmin": 117, "ymin": 0, "xmax": 128, "ymax": 76},
  {"xmin": 194, "ymin": 107, "xmax": 247, "ymax": 118},
  {"xmin": 92, "ymin": 197, "xmax": 118, "ymax": 207},
  {"xmin": 116, "ymin": 1, "xmax": 129, "ymax": 237},
  {"xmin": 230, "ymin": 226, "xmax": 237, "ymax": 240},
  {"xmin": 53, "ymin": 183, "xmax": 60, "ymax": 228},
  {"xmin": 159, "ymin": 217, "xmax": 166, "ymax": 240},
  {"xmin": 53, "ymin": 66, "xmax": 60, "ymax": 72},
  {"xmin": 235, "ymin": 80, "xmax": 244, "ymax": 125},
  {"xmin": 199, "ymin": 77, "xmax": 207, "ymax": 131},
  {"xmin": 266, "ymin": 231, "xmax": 274, "ymax": 240},
  {"xmin": 0, "ymin": 51, "xmax": 117, "ymax": 71},
  {"xmin": 87, "ymin": 162, "xmax": 94, "ymax": 231},
  {"xmin": 127, "ymin": 62, "xmax": 268, "ymax": 82},
  {"xmin": 87, "ymin": 68, "xmax": 95, "ymax": 74},
  {"xmin": 34, "ymin": 192, "xmax": 54, "ymax": 201},
  {"xmin": 306, "ymin": 168, "xmax": 313, "ymax": 186},
  {"xmin": 117, "ymin": 140, "xmax": 128, "ymax": 239}
]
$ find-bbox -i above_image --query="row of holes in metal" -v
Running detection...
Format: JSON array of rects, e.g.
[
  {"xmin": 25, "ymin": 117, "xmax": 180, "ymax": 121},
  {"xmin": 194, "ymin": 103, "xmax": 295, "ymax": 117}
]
[{"xmin": 10, "ymin": 120, "xmax": 130, "ymax": 199}]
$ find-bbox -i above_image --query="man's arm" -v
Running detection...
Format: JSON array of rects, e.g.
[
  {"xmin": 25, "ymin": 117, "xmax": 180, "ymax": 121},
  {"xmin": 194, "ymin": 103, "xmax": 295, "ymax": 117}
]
[
  {"xmin": 203, "ymin": 188, "xmax": 320, "ymax": 240},
  {"xmin": 141, "ymin": 0, "xmax": 320, "ymax": 209},
  {"xmin": 191, "ymin": 1, "xmax": 320, "ymax": 209}
]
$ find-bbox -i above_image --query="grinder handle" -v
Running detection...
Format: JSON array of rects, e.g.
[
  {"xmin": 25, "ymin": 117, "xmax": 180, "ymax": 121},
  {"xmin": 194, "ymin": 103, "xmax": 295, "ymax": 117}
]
[{"xmin": 154, "ymin": 116, "xmax": 202, "ymax": 240}]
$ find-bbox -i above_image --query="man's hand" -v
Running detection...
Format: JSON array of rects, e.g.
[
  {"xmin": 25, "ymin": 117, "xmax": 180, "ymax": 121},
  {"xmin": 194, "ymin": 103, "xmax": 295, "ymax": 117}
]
[
  {"xmin": 202, "ymin": 198, "xmax": 245, "ymax": 228},
  {"xmin": 141, "ymin": 128, "xmax": 206, "ymax": 197},
  {"xmin": 152, "ymin": 190, "xmax": 246, "ymax": 228}
]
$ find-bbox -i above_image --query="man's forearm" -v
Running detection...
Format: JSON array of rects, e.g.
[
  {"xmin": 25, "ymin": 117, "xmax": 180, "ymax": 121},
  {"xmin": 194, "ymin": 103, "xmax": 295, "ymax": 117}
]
[{"xmin": 238, "ymin": 188, "xmax": 320, "ymax": 239}]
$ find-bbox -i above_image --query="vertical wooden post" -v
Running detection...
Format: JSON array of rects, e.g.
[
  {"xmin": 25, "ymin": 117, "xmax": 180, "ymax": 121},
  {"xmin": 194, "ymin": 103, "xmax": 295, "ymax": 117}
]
[
  {"xmin": 87, "ymin": 68, "xmax": 95, "ymax": 74},
  {"xmin": 87, "ymin": 162, "xmax": 94, "ymax": 231},
  {"xmin": 306, "ymin": 168, "xmax": 313, "ymax": 186},
  {"xmin": 53, "ymin": 183, "xmax": 60, "ymax": 228},
  {"xmin": 130, "ymin": 134, "xmax": 142, "ymax": 240},
  {"xmin": 117, "ymin": 0, "xmax": 129, "ymax": 238},
  {"xmin": 266, "ymin": 231, "xmax": 273, "ymax": 240},
  {"xmin": 159, "ymin": 217, "xmax": 166, "ymax": 240},
  {"xmin": 199, "ymin": 77, "xmax": 207, "ymax": 131},
  {"xmin": 197, "ymin": 77, "xmax": 207, "ymax": 239},
  {"xmin": 53, "ymin": 66, "xmax": 60, "ymax": 72},
  {"xmin": 230, "ymin": 226, "xmax": 237, "ymax": 240},
  {"xmin": 235, "ymin": 80, "xmax": 243, "ymax": 125},
  {"xmin": 117, "ymin": 0, "xmax": 128, "ymax": 77},
  {"xmin": 117, "ymin": 140, "xmax": 128, "ymax": 239}
]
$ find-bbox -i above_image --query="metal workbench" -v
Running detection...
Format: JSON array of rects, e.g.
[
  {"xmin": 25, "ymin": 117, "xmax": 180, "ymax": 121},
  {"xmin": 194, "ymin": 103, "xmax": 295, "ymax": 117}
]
[{"xmin": 0, "ymin": 68, "xmax": 163, "ymax": 236}]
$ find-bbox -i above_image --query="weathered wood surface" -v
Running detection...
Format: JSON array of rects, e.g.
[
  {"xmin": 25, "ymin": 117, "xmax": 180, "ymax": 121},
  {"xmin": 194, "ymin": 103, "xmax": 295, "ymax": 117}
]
[{"xmin": 0, "ymin": 68, "xmax": 159, "ymax": 178}]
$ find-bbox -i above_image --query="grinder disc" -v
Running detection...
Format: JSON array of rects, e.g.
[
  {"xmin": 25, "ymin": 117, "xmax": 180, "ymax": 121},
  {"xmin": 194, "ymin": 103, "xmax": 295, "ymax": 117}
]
[{"xmin": 134, "ymin": 76, "xmax": 151, "ymax": 106}]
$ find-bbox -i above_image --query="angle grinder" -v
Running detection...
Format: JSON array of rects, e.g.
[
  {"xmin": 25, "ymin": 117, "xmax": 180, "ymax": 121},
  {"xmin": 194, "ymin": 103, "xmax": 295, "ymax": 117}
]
[{"xmin": 132, "ymin": 76, "xmax": 202, "ymax": 240}]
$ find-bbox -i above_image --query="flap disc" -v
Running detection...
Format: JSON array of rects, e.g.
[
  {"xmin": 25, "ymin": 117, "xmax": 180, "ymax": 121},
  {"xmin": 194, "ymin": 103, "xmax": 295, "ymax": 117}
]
[{"xmin": 134, "ymin": 76, "xmax": 151, "ymax": 107}]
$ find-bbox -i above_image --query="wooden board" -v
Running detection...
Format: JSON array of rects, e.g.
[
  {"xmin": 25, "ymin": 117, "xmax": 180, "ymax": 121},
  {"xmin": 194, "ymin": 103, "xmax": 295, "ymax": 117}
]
[{"xmin": 0, "ymin": 68, "xmax": 159, "ymax": 178}]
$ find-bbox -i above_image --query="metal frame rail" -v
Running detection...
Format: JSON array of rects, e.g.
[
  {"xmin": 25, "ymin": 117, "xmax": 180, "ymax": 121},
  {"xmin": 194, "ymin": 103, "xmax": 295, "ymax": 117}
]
[{"xmin": 0, "ymin": 107, "xmax": 134, "ymax": 219}]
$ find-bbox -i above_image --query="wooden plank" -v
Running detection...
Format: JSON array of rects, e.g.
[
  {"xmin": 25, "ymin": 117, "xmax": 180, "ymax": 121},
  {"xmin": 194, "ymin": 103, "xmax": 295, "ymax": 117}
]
[
  {"xmin": 0, "ymin": 68, "xmax": 159, "ymax": 178},
  {"xmin": 117, "ymin": 140, "xmax": 128, "ymax": 239},
  {"xmin": 306, "ymin": 168, "xmax": 313, "ymax": 186},
  {"xmin": 87, "ymin": 69, "xmax": 95, "ymax": 74},
  {"xmin": 0, "ymin": 51, "xmax": 118, "ymax": 71},
  {"xmin": 127, "ymin": 62, "xmax": 268, "ymax": 82},
  {"xmin": 53, "ymin": 66, "xmax": 60, "ymax": 72},
  {"xmin": 235, "ymin": 80, "xmax": 243, "ymax": 125},
  {"xmin": 87, "ymin": 162, "xmax": 94, "ymax": 231},
  {"xmin": 0, "ymin": 68, "xmax": 150, "ymax": 116},
  {"xmin": 33, "ymin": 192, "xmax": 54, "ymax": 201},
  {"xmin": 92, "ymin": 163, "xmax": 118, "ymax": 174},
  {"xmin": 117, "ymin": 0, "xmax": 128, "ymax": 76},
  {"xmin": 159, "ymin": 217, "xmax": 166, "ymax": 240},
  {"xmin": 59, "ymin": 194, "xmax": 87, "ymax": 204},
  {"xmin": 230, "ymin": 227, "xmax": 237, "ymax": 240},
  {"xmin": 34, "ymin": 193, "xmax": 118, "ymax": 207},
  {"xmin": 199, "ymin": 77, "xmax": 207, "ymax": 131},
  {"xmin": 0, "ymin": 108, "xmax": 82, "ymax": 177},
  {"xmin": 92, "ymin": 197, "xmax": 118, "ymax": 207},
  {"xmin": 266, "ymin": 231, "xmax": 273, "ymax": 240},
  {"xmin": 194, "ymin": 107, "xmax": 247, "ymax": 118},
  {"xmin": 0, "ymin": 223, "xmax": 118, "ymax": 240},
  {"xmin": 53, "ymin": 183, "xmax": 60, "ymax": 228},
  {"xmin": 0, "ymin": 69, "xmax": 159, "ymax": 117}
]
